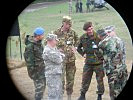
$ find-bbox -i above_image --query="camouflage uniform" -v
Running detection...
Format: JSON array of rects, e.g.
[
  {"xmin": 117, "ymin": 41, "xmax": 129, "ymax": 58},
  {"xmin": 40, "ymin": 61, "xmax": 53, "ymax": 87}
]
[
  {"xmin": 43, "ymin": 44, "xmax": 65, "ymax": 100},
  {"xmin": 77, "ymin": 32, "xmax": 105, "ymax": 95},
  {"xmin": 54, "ymin": 25, "xmax": 79, "ymax": 95},
  {"xmin": 24, "ymin": 35, "xmax": 46, "ymax": 100},
  {"xmin": 98, "ymin": 35, "xmax": 128, "ymax": 100}
]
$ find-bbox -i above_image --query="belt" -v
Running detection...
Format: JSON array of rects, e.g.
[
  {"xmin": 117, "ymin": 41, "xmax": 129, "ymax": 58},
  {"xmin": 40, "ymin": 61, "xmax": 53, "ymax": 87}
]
[{"xmin": 85, "ymin": 62, "xmax": 103, "ymax": 66}]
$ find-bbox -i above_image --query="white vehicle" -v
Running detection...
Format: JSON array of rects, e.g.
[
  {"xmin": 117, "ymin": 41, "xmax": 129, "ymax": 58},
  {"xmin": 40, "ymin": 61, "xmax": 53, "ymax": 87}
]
[{"xmin": 92, "ymin": 0, "xmax": 109, "ymax": 11}]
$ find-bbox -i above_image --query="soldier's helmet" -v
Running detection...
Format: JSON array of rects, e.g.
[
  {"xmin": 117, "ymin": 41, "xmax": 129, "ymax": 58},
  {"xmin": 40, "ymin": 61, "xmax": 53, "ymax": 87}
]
[
  {"xmin": 62, "ymin": 16, "xmax": 72, "ymax": 26},
  {"xmin": 46, "ymin": 33, "xmax": 59, "ymax": 41},
  {"xmin": 104, "ymin": 25, "xmax": 115, "ymax": 33},
  {"xmin": 83, "ymin": 22, "xmax": 92, "ymax": 31}
]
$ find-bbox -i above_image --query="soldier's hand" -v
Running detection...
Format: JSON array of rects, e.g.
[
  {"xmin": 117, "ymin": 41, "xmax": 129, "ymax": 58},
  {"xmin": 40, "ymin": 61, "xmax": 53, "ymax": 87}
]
[
  {"xmin": 59, "ymin": 48, "xmax": 64, "ymax": 53},
  {"xmin": 72, "ymin": 47, "xmax": 76, "ymax": 53}
]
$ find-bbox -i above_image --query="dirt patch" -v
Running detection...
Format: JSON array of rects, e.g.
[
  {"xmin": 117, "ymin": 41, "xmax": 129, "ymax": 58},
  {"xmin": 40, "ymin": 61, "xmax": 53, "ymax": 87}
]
[
  {"xmin": 8, "ymin": 57, "xmax": 132, "ymax": 100},
  {"xmin": 7, "ymin": 59, "xmax": 26, "ymax": 70}
]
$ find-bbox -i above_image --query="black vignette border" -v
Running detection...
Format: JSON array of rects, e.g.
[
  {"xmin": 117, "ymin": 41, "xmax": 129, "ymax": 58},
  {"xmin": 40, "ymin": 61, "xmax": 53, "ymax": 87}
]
[
  {"xmin": 0, "ymin": 0, "xmax": 34, "ymax": 100},
  {"xmin": 106, "ymin": 0, "xmax": 133, "ymax": 100},
  {"xmin": 0, "ymin": 0, "xmax": 133, "ymax": 100}
]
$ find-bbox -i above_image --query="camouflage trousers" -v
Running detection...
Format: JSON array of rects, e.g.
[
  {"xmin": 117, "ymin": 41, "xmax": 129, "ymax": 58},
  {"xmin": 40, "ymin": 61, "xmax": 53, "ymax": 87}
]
[
  {"xmin": 33, "ymin": 78, "xmax": 46, "ymax": 100},
  {"xmin": 46, "ymin": 74, "xmax": 63, "ymax": 100},
  {"xmin": 62, "ymin": 61, "xmax": 76, "ymax": 95},
  {"xmin": 80, "ymin": 64, "xmax": 105, "ymax": 95},
  {"xmin": 107, "ymin": 67, "xmax": 128, "ymax": 100}
]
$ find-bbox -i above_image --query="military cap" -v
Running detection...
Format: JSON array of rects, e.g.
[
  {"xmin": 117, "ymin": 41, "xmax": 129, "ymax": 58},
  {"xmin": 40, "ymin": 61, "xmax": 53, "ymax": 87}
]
[
  {"xmin": 62, "ymin": 16, "xmax": 72, "ymax": 25},
  {"xmin": 104, "ymin": 25, "xmax": 115, "ymax": 33},
  {"xmin": 83, "ymin": 22, "xmax": 92, "ymax": 31},
  {"xmin": 46, "ymin": 33, "xmax": 59, "ymax": 41},
  {"xmin": 97, "ymin": 29, "xmax": 107, "ymax": 37},
  {"xmin": 34, "ymin": 27, "xmax": 45, "ymax": 36}
]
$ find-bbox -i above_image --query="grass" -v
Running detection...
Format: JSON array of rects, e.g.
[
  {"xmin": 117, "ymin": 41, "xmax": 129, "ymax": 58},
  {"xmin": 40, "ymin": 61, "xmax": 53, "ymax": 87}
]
[{"xmin": 6, "ymin": 0, "xmax": 133, "ymax": 61}]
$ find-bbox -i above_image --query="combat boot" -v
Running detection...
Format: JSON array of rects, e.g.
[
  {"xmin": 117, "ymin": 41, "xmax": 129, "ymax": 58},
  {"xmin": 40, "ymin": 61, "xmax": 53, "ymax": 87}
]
[
  {"xmin": 78, "ymin": 92, "xmax": 86, "ymax": 100},
  {"xmin": 97, "ymin": 94, "xmax": 102, "ymax": 100},
  {"xmin": 67, "ymin": 94, "xmax": 71, "ymax": 100}
]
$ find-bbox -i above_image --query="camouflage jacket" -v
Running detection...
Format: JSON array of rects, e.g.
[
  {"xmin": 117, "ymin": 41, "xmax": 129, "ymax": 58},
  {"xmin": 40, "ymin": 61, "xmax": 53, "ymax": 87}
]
[
  {"xmin": 24, "ymin": 35, "xmax": 45, "ymax": 80},
  {"xmin": 98, "ymin": 35, "xmax": 127, "ymax": 74},
  {"xmin": 54, "ymin": 27, "xmax": 79, "ymax": 63},
  {"xmin": 77, "ymin": 31, "xmax": 103, "ymax": 65},
  {"xmin": 43, "ymin": 45, "xmax": 65, "ymax": 77}
]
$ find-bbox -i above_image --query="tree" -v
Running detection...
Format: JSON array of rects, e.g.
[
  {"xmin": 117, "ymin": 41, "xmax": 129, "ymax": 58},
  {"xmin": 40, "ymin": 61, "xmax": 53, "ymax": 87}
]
[{"xmin": 68, "ymin": 0, "xmax": 72, "ymax": 16}]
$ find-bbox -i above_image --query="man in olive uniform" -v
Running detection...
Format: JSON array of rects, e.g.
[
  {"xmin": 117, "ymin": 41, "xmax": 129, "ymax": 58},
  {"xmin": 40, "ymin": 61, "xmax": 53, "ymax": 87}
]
[
  {"xmin": 77, "ymin": 22, "xmax": 105, "ymax": 100},
  {"xmin": 54, "ymin": 16, "xmax": 79, "ymax": 100},
  {"xmin": 24, "ymin": 27, "xmax": 46, "ymax": 100}
]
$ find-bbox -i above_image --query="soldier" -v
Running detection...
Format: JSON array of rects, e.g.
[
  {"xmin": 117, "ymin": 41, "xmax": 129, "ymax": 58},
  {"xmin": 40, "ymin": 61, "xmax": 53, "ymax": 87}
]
[
  {"xmin": 105, "ymin": 26, "xmax": 127, "ymax": 70},
  {"xmin": 53, "ymin": 16, "xmax": 79, "ymax": 100},
  {"xmin": 86, "ymin": 0, "xmax": 91, "ymax": 12},
  {"xmin": 79, "ymin": 0, "xmax": 83, "ymax": 13},
  {"xmin": 77, "ymin": 22, "xmax": 105, "ymax": 100},
  {"xmin": 43, "ymin": 33, "xmax": 65, "ymax": 100},
  {"xmin": 24, "ymin": 27, "xmax": 46, "ymax": 100},
  {"xmin": 97, "ymin": 28, "xmax": 128, "ymax": 100},
  {"xmin": 75, "ymin": 0, "xmax": 80, "ymax": 13}
]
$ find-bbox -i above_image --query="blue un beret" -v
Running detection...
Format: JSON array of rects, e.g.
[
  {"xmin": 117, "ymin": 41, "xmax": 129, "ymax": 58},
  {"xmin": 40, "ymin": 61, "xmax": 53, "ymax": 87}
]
[{"xmin": 34, "ymin": 27, "xmax": 45, "ymax": 36}]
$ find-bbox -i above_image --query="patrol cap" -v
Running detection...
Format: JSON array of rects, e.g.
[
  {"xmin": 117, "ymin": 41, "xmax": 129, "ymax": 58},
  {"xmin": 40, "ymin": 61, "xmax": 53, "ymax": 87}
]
[
  {"xmin": 46, "ymin": 33, "xmax": 59, "ymax": 41},
  {"xmin": 34, "ymin": 27, "xmax": 45, "ymax": 36},
  {"xmin": 104, "ymin": 25, "xmax": 115, "ymax": 33},
  {"xmin": 83, "ymin": 22, "xmax": 92, "ymax": 31},
  {"xmin": 97, "ymin": 29, "xmax": 107, "ymax": 37},
  {"xmin": 62, "ymin": 16, "xmax": 72, "ymax": 25}
]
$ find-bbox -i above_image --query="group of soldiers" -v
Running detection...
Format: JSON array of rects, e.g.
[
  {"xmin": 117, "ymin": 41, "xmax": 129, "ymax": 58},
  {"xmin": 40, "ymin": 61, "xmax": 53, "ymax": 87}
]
[{"xmin": 24, "ymin": 16, "xmax": 128, "ymax": 100}]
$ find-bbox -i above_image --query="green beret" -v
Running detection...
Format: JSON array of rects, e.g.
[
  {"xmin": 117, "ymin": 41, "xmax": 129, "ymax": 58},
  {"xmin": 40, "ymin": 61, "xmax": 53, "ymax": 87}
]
[
  {"xmin": 83, "ymin": 22, "xmax": 92, "ymax": 31},
  {"xmin": 97, "ymin": 29, "xmax": 107, "ymax": 37}
]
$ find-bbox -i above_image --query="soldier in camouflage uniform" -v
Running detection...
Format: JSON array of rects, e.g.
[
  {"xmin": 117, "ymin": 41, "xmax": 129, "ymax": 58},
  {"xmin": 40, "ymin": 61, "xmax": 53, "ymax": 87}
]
[
  {"xmin": 24, "ymin": 27, "xmax": 46, "ymax": 100},
  {"xmin": 43, "ymin": 34, "xmax": 65, "ymax": 100},
  {"xmin": 77, "ymin": 22, "xmax": 105, "ymax": 100},
  {"xmin": 97, "ymin": 27, "xmax": 128, "ymax": 100},
  {"xmin": 53, "ymin": 16, "xmax": 79, "ymax": 100},
  {"xmin": 75, "ymin": 0, "xmax": 80, "ymax": 13}
]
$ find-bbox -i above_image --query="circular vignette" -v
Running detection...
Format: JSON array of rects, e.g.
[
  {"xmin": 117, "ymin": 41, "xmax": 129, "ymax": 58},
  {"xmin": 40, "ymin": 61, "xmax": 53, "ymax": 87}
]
[{"xmin": 5, "ymin": 0, "xmax": 131, "ymax": 99}]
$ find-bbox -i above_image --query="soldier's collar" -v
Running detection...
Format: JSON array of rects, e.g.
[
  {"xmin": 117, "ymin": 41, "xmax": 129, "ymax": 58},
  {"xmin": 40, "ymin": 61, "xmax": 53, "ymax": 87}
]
[
  {"xmin": 85, "ymin": 33, "xmax": 95, "ymax": 39},
  {"xmin": 84, "ymin": 34, "xmax": 89, "ymax": 38},
  {"xmin": 61, "ymin": 26, "xmax": 70, "ymax": 33},
  {"xmin": 102, "ymin": 35, "xmax": 110, "ymax": 40}
]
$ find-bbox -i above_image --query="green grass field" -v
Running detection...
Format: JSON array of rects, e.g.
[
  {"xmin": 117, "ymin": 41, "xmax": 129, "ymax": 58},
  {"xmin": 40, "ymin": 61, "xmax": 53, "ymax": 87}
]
[{"xmin": 6, "ymin": 0, "xmax": 133, "ymax": 61}]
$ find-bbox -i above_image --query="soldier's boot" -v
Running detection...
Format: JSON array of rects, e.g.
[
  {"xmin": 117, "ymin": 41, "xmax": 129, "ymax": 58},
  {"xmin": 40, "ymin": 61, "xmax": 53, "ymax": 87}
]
[
  {"xmin": 78, "ymin": 92, "xmax": 86, "ymax": 100},
  {"xmin": 67, "ymin": 95, "xmax": 71, "ymax": 100},
  {"xmin": 97, "ymin": 94, "xmax": 102, "ymax": 100}
]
